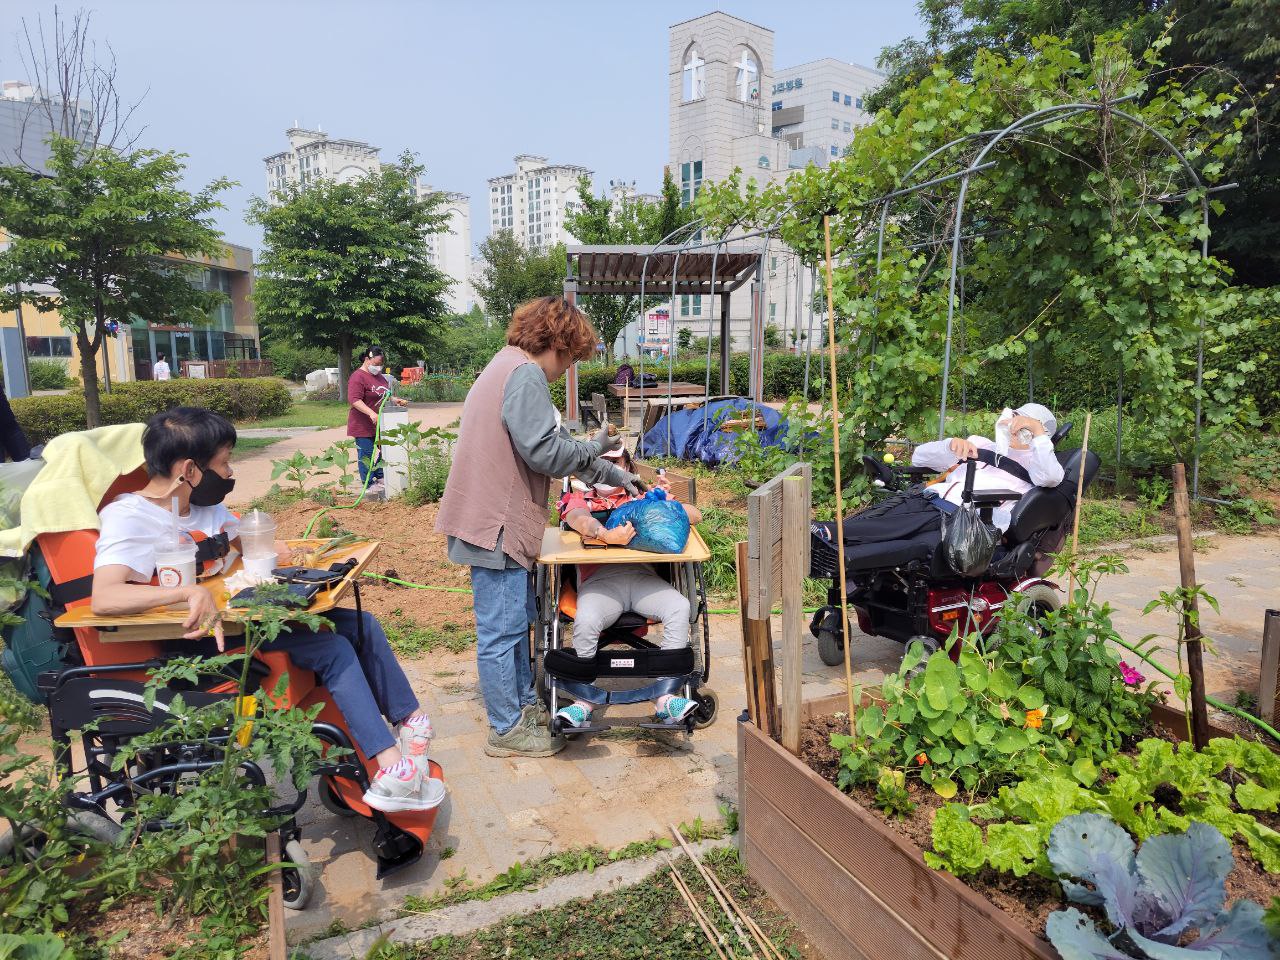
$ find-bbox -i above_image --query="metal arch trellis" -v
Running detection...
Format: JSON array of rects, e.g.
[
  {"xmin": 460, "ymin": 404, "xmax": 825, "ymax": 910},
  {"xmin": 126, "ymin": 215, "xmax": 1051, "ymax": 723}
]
[{"xmin": 865, "ymin": 96, "xmax": 1229, "ymax": 499}]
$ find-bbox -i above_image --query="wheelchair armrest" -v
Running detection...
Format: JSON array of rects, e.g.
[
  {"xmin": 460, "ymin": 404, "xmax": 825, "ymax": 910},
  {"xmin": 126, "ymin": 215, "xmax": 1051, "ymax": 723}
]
[{"xmin": 968, "ymin": 489, "xmax": 1021, "ymax": 505}]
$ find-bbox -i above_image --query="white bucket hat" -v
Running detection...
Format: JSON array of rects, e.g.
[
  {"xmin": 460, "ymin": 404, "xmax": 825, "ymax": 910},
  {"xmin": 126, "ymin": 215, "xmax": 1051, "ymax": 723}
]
[{"xmin": 1015, "ymin": 402, "xmax": 1058, "ymax": 437}]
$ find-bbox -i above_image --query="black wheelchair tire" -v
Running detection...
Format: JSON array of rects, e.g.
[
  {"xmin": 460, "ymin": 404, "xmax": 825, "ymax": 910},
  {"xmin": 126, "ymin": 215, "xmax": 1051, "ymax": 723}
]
[
  {"xmin": 692, "ymin": 689, "xmax": 718, "ymax": 729},
  {"xmin": 319, "ymin": 777, "xmax": 358, "ymax": 818},
  {"xmin": 281, "ymin": 838, "xmax": 315, "ymax": 910},
  {"xmin": 817, "ymin": 629, "xmax": 844, "ymax": 667}
]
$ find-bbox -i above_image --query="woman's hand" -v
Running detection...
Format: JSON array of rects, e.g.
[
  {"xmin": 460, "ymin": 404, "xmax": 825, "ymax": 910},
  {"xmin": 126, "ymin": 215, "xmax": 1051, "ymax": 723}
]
[
  {"xmin": 1009, "ymin": 414, "xmax": 1046, "ymax": 438},
  {"xmin": 394, "ymin": 397, "xmax": 409, "ymax": 407},
  {"xmin": 274, "ymin": 540, "xmax": 292, "ymax": 564},
  {"xmin": 948, "ymin": 437, "xmax": 978, "ymax": 460},
  {"xmin": 182, "ymin": 585, "xmax": 225, "ymax": 649},
  {"xmin": 602, "ymin": 522, "xmax": 636, "ymax": 546},
  {"xmin": 654, "ymin": 474, "xmax": 672, "ymax": 494}
]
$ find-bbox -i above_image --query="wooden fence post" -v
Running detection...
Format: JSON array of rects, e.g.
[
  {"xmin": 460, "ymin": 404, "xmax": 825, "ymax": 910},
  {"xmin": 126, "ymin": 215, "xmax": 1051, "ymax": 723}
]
[
  {"xmin": 780, "ymin": 475, "xmax": 808, "ymax": 755},
  {"xmin": 736, "ymin": 540, "xmax": 778, "ymax": 738}
]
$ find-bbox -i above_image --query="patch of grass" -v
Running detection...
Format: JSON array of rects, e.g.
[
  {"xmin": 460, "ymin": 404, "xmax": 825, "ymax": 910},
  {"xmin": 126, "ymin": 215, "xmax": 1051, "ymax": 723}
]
[
  {"xmin": 387, "ymin": 843, "xmax": 804, "ymax": 960},
  {"xmin": 1075, "ymin": 497, "xmax": 1165, "ymax": 546},
  {"xmin": 245, "ymin": 484, "xmax": 310, "ymax": 514},
  {"xmin": 696, "ymin": 506, "xmax": 748, "ymax": 597},
  {"xmin": 384, "ymin": 612, "xmax": 474, "ymax": 657},
  {"xmin": 244, "ymin": 399, "xmax": 349, "ymax": 430},
  {"xmin": 234, "ymin": 434, "xmax": 288, "ymax": 454},
  {"xmin": 402, "ymin": 824, "xmax": 734, "ymax": 917}
]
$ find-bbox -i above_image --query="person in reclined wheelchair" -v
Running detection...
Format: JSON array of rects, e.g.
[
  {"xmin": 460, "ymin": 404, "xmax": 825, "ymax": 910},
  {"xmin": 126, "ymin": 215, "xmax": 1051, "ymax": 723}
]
[
  {"xmin": 90, "ymin": 406, "xmax": 443, "ymax": 814},
  {"xmin": 821, "ymin": 403, "xmax": 1065, "ymax": 557},
  {"xmin": 553, "ymin": 446, "xmax": 703, "ymax": 729}
]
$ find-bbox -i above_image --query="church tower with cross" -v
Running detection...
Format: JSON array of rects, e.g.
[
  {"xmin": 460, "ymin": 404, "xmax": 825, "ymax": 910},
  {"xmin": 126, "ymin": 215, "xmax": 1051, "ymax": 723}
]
[{"xmin": 668, "ymin": 12, "xmax": 789, "ymax": 207}]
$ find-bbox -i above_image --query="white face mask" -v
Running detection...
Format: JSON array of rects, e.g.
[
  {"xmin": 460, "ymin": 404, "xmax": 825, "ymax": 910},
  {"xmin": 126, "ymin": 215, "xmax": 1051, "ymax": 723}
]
[{"xmin": 368, "ymin": 363, "xmax": 383, "ymax": 375}]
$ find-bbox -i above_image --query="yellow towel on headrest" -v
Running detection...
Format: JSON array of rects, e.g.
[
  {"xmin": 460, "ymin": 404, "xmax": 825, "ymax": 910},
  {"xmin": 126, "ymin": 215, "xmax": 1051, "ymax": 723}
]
[{"xmin": 0, "ymin": 424, "xmax": 146, "ymax": 558}]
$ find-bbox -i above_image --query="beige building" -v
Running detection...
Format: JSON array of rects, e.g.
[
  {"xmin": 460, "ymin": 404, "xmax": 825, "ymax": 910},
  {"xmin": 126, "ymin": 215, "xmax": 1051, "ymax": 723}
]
[
  {"xmin": 488, "ymin": 155, "xmax": 591, "ymax": 251},
  {"xmin": 0, "ymin": 232, "xmax": 260, "ymax": 384}
]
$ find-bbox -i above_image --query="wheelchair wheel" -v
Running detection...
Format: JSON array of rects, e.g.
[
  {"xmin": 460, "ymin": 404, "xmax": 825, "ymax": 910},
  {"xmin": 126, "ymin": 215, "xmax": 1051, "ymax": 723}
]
[
  {"xmin": 0, "ymin": 809, "xmax": 122, "ymax": 861},
  {"xmin": 817, "ymin": 629, "xmax": 844, "ymax": 667},
  {"xmin": 319, "ymin": 777, "xmax": 358, "ymax": 818},
  {"xmin": 281, "ymin": 838, "xmax": 315, "ymax": 910},
  {"xmin": 692, "ymin": 689, "xmax": 718, "ymax": 729}
]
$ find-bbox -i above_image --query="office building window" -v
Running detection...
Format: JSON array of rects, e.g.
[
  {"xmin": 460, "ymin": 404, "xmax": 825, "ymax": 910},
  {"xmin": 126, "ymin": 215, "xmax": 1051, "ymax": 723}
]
[
  {"xmin": 680, "ymin": 295, "xmax": 702, "ymax": 317},
  {"xmin": 831, "ymin": 145, "xmax": 838, "ymax": 156},
  {"xmin": 832, "ymin": 90, "xmax": 840, "ymax": 102},
  {"xmin": 769, "ymin": 302, "xmax": 776, "ymax": 321},
  {"xmin": 682, "ymin": 46, "xmax": 705, "ymax": 101},
  {"xmin": 758, "ymin": 154, "xmax": 770, "ymax": 168},
  {"xmin": 831, "ymin": 118, "xmax": 839, "ymax": 129},
  {"xmin": 770, "ymin": 256, "xmax": 778, "ymax": 270},
  {"xmin": 26, "ymin": 335, "xmax": 72, "ymax": 358},
  {"xmin": 844, "ymin": 94, "xmax": 851, "ymax": 106},
  {"xmin": 771, "ymin": 100, "xmax": 783, "ymax": 111},
  {"xmin": 856, "ymin": 97, "xmax": 864, "ymax": 110},
  {"xmin": 843, "ymin": 121, "xmax": 851, "ymax": 133}
]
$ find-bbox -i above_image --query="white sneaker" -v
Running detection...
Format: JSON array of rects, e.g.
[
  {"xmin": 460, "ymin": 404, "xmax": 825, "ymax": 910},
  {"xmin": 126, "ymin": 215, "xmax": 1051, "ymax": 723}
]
[
  {"xmin": 362, "ymin": 760, "xmax": 445, "ymax": 813},
  {"xmin": 399, "ymin": 716, "xmax": 434, "ymax": 776}
]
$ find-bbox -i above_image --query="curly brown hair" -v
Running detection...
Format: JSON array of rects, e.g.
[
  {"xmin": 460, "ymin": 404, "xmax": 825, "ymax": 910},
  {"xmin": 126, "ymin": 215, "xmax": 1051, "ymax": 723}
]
[{"xmin": 506, "ymin": 296, "xmax": 598, "ymax": 362}]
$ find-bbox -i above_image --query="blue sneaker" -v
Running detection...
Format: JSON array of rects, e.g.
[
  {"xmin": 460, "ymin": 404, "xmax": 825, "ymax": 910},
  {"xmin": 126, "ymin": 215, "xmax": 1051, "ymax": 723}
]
[
  {"xmin": 555, "ymin": 704, "xmax": 592, "ymax": 728},
  {"xmin": 656, "ymin": 696, "xmax": 698, "ymax": 725}
]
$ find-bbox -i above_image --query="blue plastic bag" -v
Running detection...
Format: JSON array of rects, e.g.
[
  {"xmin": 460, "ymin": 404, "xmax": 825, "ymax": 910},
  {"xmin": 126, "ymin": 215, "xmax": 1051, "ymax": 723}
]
[{"xmin": 604, "ymin": 489, "xmax": 690, "ymax": 554}]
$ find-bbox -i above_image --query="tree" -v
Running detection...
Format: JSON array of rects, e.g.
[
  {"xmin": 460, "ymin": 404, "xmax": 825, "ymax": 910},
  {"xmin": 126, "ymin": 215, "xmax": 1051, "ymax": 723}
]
[
  {"xmin": 435, "ymin": 305, "xmax": 505, "ymax": 370},
  {"xmin": 0, "ymin": 138, "xmax": 230, "ymax": 427},
  {"xmin": 867, "ymin": 0, "xmax": 1280, "ymax": 283},
  {"xmin": 563, "ymin": 169, "xmax": 696, "ymax": 357},
  {"xmin": 248, "ymin": 153, "xmax": 452, "ymax": 400},
  {"xmin": 472, "ymin": 230, "xmax": 565, "ymax": 326}
]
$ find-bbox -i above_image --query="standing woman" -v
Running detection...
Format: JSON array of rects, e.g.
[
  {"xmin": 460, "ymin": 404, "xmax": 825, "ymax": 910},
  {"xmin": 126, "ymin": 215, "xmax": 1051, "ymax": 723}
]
[
  {"xmin": 348, "ymin": 345, "xmax": 408, "ymax": 496},
  {"xmin": 436, "ymin": 297, "xmax": 645, "ymax": 758}
]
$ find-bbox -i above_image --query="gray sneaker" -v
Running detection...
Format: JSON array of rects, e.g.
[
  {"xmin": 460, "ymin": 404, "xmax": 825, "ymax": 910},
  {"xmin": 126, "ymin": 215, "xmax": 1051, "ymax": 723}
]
[
  {"xmin": 520, "ymin": 702, "xmax": 550, "ymax": 729},
  {"xmin": 362, "ymin": 764, "xmax": 446, "ymax": 813},
  {"xmin": 485, "ymin": 721, "xmax": 565, "ymax": 758}
]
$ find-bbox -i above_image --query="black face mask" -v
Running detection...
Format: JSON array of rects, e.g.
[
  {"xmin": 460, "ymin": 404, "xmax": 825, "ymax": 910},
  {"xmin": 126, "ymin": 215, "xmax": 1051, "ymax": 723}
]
[{"xmin": 188, "ymin": 463, "xmax": 236, "ymax": 507}]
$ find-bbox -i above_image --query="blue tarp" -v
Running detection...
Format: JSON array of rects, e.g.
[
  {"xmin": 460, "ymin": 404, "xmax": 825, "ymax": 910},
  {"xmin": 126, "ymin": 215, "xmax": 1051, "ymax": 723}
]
[{"xmin": 639, "ymin": 397, "xmax": 788, "ymax": 467}]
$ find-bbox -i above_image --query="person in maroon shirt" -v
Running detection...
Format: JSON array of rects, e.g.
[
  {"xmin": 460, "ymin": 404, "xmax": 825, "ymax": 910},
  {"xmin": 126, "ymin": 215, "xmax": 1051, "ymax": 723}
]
[{"xmin": 347, "ymin": 346, "xmax": 408, "ymax": 495}]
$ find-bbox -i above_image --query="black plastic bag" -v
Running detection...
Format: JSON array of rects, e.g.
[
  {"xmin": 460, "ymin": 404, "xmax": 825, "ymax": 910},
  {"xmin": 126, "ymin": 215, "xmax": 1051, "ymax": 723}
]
[{"xmin": 940, "ymin": 501, "xmax": 997, "ymax": 577}]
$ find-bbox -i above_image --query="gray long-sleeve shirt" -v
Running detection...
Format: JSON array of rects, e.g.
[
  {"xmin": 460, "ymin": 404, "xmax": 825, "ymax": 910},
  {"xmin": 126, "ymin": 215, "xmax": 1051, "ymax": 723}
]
[{"xmin": 447, "ymin": 363, "xmax": 631, "ymax": 570}]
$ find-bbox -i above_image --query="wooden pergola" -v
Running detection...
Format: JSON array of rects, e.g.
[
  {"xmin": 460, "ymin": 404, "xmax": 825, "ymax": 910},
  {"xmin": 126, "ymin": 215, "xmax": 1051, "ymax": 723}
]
[{"xmin": 562, "ymin": 244, "xmax": 765, "ymax": 424}]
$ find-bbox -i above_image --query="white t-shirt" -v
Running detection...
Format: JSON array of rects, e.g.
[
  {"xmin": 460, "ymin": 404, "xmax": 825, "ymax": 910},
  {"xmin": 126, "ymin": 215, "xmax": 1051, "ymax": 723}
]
[
  {"xmin": 153, "ymin": 361, "xmax": 171, "ymax": 381},
  {"xmin": 911, "ymin": 434, "xmax": 1065, "ymax": 531},
  {"xmin": 94, "ymin": 493, "xmax": 239, "ymax": 582}
]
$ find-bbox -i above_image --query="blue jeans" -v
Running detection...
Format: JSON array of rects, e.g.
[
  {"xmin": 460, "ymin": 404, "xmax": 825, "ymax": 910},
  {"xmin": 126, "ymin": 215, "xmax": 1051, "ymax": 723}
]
[
  {"xmin": 354, "ymin": 436, "xmax": 383, "ymax": 485},
  {"xmin": 470, "ymin": 565, "xmax": 536, "ymax": 735},
  {"xmin": 264, "ymin": 608, "xmax": 417, "ymax": 758}
]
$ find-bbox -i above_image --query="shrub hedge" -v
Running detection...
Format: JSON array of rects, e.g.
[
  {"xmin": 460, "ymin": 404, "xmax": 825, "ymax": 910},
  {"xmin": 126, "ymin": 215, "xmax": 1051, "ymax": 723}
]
[
  {"xmin": 12, "ymin": 377, "xmax": 293, "ymax": 445},
  {"xmin": 262, "ymin": 341, "xmax": 338, "ymax": 383},
  {"xmin": 28, "ymin": 359, "xmax": 73, "ymax": 391}
]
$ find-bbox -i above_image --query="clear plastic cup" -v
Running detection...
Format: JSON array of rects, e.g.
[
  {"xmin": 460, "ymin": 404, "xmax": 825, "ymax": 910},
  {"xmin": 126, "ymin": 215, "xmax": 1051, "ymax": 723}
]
[
  {"xmin": 238, "ymin": 509, "xmax": 277, "ymax": 562},
  {"xmin": 155, "ymin": 532, "xmax": 198, "ymax": 589}
]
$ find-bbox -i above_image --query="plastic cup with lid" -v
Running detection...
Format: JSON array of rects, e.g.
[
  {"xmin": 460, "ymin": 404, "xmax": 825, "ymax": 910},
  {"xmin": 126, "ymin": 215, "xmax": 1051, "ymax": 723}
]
[
  {"xmin": 238, "ymin": 509, "xmax": 278, "ymax": 578},
  {"xmin": 155, "ymin": 531, "xmax": 198, "ymax": 589}
]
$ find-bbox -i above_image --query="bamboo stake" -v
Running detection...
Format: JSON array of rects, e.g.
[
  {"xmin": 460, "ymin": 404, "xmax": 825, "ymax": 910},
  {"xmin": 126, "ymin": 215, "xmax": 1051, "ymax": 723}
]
[
  {"xmin": 679, "ymin": 838, "xmax": 784, "ymax": 960},
  {"xmin": 822, "ymin": 216, "xmax": 856, "ymax": 733},
  {"xmin": 1066, "ymin": 411, "xmax": 1092, "ymax": 602},
  {"xmin": 665, "ymin": 854, "xmax": 732, "ymax": 960},
  {"xmin": 1172, "ymin": 462, "xmax": 1211, "ymax": 750},
  {"xmin": 671, "ymin": 826, "xmax": 759, "ymax": 960}
]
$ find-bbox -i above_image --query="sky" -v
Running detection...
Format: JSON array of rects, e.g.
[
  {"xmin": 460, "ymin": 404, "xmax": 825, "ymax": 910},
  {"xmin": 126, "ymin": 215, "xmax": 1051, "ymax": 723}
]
[{"xmin": 0, "ymin": 1, "xmax": 925, "ymax": 252}]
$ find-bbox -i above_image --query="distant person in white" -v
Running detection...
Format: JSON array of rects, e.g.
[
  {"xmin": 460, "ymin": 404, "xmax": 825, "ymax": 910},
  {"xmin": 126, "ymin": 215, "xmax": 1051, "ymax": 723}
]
[
  {"xmin": 911, "ymin": 403, "xmax": 1065, "ymax": 531},
  {"xmin": 153, "ymin": 354, "xmax": 171, "ymax": 381}
]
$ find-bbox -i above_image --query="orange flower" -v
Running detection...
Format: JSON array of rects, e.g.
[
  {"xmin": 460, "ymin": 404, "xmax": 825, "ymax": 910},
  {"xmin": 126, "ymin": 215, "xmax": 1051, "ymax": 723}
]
[
  {"xmin": 916, "ymin": 753, "xmax": 929, "ymax": 765},
  {"xmin": 1024, "ymin": 709, "xmax": 1045, "ymax": 729}
]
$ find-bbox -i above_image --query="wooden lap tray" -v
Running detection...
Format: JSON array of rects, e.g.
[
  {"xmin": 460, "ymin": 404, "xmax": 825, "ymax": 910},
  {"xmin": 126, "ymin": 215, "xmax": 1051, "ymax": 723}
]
[
  {"xmin": 55, "ymin": 539, "xmax": 381, "ymax": 643},
  {"xmin": 538, "ymin": 527, "xmax": 710, "ymax": 566}
]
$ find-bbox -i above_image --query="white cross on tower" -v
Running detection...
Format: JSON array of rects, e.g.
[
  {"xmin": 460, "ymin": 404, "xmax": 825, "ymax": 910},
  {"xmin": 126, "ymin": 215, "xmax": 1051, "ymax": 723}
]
[
  {"xmin": 736, "ymin": 50, "xmax": 758, "ymax": 101},
  {"xmin": 684, "ymin": 48, "xmax": 705, "ymax": 100}
]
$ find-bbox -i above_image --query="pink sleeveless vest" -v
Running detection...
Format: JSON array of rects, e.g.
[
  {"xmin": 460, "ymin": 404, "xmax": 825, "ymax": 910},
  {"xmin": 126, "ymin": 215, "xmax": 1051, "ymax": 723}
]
[{"xmin": 434, "ymin": 346, "xmax": 550, "ymax": 570}]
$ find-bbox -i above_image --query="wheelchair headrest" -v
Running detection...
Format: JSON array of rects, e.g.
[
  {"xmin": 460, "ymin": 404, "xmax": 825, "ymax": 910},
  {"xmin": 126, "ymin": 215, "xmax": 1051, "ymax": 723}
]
[
  {"xmin": 1050, "ymin": 420, "xmax": 1072, "ymax": 448},
  {"xmin": 1056, "ymin": 447, "xmax": 1100, "ymax": 498}
]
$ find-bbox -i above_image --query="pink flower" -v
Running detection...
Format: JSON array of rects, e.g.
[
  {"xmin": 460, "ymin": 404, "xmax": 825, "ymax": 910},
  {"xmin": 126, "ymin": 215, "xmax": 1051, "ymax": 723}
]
[{"xmin": 1119, "ymin": 661, "xmax": 1145, "ymax": 686}]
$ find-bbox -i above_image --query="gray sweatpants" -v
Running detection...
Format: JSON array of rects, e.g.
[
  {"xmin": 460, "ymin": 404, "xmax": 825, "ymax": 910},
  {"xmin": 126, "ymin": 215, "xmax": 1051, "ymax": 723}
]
[{"xmin": 571, "ymin": 565, "xmax": 690, "ymax": 659}]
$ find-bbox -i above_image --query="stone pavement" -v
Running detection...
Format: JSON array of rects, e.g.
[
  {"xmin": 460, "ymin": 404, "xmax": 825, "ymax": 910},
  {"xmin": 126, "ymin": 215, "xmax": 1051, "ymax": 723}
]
[
  {"xmin": 228, "ymin": 402, "xmax": 464, "ymax": 507},
  {"xmin": 286, "ymin": 531, "xmax": 1279, "ymax": 944}
]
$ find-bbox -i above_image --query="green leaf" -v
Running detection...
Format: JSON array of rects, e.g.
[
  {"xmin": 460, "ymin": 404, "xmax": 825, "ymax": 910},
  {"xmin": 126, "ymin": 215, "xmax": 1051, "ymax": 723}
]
[
  {"xmin": 1236, "ymin": 780, "xmax": 1280, "ymax": 813},
  {"xmin": 1071, "ymin": 758, "xmax": 1099, "ymax": 787},
  {"xmin": 988, "ymin": 667, "xmax": 1017, "ymax": 700},
  {"xmin": 1017, "ymin": 686, "xmax": 1045, "ymax": 709},
  {"xmin": 923, "ymin": 654, "xmax": 961, "ymax": 712},
  {"xmin": 994, "ymin": 729, "xmax": 1029, "ymax": 754},
  {"xmin": 933, "ymin": 778, "xmax": 959, "ymax": 800},
  {"xmin": 986, "ymin": 822, "xmax": 1042, "ymax": 876}
]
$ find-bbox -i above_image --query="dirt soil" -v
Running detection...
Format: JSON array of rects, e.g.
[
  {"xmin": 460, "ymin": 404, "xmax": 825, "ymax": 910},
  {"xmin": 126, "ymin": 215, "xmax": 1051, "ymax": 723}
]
[
  {"xmin": 269, "ymin": 498, "xmax": 474, "ymax": 632},
  {"xmin": 799, "ymin": 713, "xmax": 1280, "ymax": 941},
  {"xmin": 69, "ymin": 890, "xmax": 267, "ymax": 960}
]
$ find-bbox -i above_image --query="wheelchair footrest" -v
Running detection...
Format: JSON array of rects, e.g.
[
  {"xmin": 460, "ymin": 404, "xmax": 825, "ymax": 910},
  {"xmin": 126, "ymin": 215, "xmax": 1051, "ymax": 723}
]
[{"xmin": 545, "ymin": 647, "xmax": 694, "ymax": 683}]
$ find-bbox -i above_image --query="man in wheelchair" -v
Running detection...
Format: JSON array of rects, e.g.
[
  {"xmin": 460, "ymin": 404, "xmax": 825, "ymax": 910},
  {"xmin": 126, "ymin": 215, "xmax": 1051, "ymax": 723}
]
[
  {"xmin": 553, "ymin": 447, "xmax": 703, "ymax": 729},
  {"xmin": 90, "ymin": 407, "xmax": 443, "ymax": 814},
  {"xmin": 816, "ymin": 403, "xmax": 1064, "ymax": 561}
]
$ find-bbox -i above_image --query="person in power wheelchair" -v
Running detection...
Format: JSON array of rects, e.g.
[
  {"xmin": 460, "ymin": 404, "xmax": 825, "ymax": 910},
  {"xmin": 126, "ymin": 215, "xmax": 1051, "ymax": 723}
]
[
  {"xmin": 90, "ymin": 407, "xmax": 443, "ymax": 815},
  {"xmin": 810, "ymin": 403, "xmax": 1098, "ymax": 663},
  {"xmin": 551, "ymin": 447, "xmax": 704, "ymax": 730}
]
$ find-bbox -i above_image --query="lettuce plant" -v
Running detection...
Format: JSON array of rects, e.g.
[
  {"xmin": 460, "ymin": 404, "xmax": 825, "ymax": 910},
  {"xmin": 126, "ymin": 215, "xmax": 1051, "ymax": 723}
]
[{"xmin": 1045, "ymin": 813, "xmax": 1273, "ymax": 959}]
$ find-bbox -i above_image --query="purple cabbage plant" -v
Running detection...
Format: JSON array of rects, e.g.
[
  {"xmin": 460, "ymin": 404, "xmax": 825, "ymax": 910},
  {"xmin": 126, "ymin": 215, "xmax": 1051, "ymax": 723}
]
[{"xmin": 1045, "ymin": 813, "xmax": 1276, "ymax": 959}]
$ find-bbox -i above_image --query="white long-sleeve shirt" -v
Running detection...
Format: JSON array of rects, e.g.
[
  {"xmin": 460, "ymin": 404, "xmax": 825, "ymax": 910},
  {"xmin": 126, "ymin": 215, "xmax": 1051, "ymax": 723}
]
[{"xmin": 911, "ymin": 434, "xmax": 1065, "ymax": 531}]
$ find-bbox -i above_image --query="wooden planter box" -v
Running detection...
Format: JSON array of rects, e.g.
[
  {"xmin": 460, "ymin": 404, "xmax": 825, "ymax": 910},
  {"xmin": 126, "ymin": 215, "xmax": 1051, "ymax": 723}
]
[{"xmin": 737, "ymin": 693, "xmax": 1233, "ymax": 960}]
